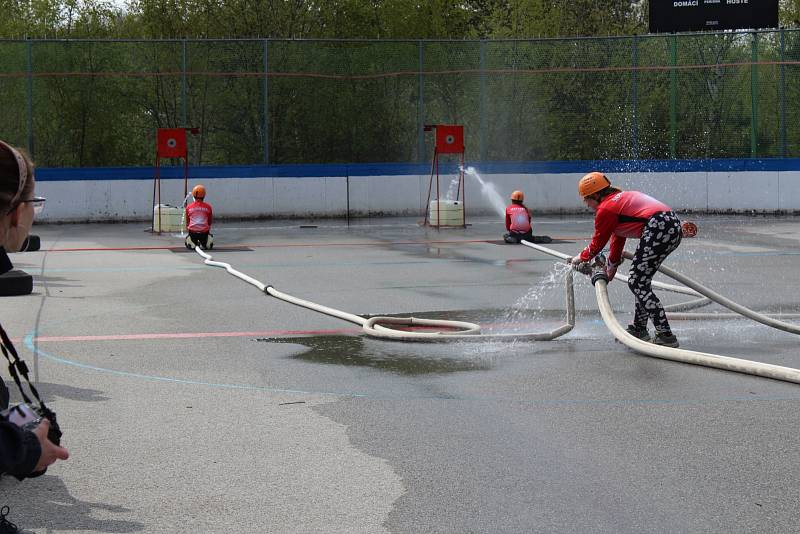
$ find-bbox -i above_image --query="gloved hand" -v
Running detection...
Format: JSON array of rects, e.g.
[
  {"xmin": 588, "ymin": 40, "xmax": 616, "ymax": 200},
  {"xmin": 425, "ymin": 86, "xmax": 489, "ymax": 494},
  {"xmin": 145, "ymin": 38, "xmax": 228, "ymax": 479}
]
[
  {"xmin": 605, "ymin": 258, "xmax": 623, "ymax": 282},
  {"xmin": 606, "ymin": 262, "xmax": 618, "ymax": 282},
  {"xmin": 569, "ymin": 255, "xmax": 592, "ymax": 275}
]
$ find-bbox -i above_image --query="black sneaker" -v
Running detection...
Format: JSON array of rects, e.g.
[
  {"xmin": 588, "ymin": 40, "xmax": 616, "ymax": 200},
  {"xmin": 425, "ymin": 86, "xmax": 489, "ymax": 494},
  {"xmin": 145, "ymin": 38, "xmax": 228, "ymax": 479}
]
[
  {"xmin": 625, "ymin": 325, "xmax": 651, "ymax": 341},
  {"xmin": 652, "ymin": 331, "xmax": 679, "ymax": 348}
]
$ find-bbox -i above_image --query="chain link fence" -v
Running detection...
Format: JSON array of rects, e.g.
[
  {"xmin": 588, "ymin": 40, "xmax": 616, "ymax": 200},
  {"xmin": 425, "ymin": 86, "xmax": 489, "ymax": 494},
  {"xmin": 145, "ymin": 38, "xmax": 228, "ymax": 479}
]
[{"xmin": 1, "ymin": 30, "xmax": 799, "ymax": 168}]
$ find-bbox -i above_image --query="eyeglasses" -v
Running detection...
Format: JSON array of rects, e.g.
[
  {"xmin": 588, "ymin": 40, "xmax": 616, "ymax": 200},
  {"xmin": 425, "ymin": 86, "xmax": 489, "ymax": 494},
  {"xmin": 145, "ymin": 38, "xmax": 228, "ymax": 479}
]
[{"xmin": 21, "ymin": 196, "xmax": 46, "ymax": 215}]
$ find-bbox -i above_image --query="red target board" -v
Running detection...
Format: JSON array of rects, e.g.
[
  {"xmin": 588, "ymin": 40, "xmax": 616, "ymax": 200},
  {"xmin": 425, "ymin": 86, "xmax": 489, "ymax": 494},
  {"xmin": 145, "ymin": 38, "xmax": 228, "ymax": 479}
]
[
  {"xmin": 434, "ymin": 125, "xmax": 464, "ymax": 154},
  {"xmin": 157, "ymin": 128, "xmax": 187, "ymax": 159}
]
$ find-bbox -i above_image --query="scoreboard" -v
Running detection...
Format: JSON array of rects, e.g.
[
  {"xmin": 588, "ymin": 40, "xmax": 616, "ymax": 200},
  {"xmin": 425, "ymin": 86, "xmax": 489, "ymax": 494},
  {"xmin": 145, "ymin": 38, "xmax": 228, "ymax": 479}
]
[{"xmin": 649, "ymin": 0, "xmax": 779, "ymax": 33}]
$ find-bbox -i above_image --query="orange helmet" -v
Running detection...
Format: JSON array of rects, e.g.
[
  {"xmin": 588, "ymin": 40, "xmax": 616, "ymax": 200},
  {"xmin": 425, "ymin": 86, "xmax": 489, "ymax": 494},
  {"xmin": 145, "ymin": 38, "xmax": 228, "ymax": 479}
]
[
  {"xmin": 578, "ymin": 172, "xmax": 611, "ymax": 198},
  {"xmin": 510, "ymin": 190, "xmax": 524, "ymax": 201},
  {"xmin": 192, "ymin": 184, "xmax": 206, "ymax": 199}
]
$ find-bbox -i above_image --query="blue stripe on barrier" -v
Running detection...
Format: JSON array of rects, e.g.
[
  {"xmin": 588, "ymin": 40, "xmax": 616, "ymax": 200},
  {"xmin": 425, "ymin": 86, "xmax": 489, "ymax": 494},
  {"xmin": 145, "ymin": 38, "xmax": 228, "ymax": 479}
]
[{"xmin": 34, "ymin": 158, "xmax": 800, "ymax": 182}]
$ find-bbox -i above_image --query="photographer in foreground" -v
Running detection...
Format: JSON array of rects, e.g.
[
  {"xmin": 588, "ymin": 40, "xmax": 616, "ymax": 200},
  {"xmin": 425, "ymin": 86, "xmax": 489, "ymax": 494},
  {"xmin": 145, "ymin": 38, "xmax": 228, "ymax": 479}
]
[{"xmin": 0, "ymin": 140, "xmax": 69, "ymax": 479}]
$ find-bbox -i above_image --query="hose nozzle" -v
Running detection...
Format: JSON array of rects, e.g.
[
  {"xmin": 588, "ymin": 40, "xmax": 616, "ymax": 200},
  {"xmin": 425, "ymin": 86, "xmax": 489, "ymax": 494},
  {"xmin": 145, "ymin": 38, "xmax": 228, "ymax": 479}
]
[
  {"xmin": 573, "ymin": 253, "xmax": 607, "ymax": 278},
  {"xmin": 590, "ymin": 253, "xmax": 608, "ymax": 285}
]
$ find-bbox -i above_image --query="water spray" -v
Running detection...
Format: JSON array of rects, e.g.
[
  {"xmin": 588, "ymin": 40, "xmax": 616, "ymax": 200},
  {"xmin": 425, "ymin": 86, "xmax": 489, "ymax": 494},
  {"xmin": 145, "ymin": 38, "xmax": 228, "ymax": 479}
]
[{"xmin": 462, "ymin": 166, "xmax": 507, "ymax": 217}]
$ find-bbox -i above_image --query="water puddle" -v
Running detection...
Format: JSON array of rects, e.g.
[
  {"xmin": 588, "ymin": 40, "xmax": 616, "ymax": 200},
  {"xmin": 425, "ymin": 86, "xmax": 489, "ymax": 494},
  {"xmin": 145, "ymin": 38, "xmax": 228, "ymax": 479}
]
[
  {"xmin": 260, "ymin": 334, "xmax": 492, "ymax": 375},
  {"xmin": 254, "ymin": 301, "xmax": 580, "ymax": 374}
]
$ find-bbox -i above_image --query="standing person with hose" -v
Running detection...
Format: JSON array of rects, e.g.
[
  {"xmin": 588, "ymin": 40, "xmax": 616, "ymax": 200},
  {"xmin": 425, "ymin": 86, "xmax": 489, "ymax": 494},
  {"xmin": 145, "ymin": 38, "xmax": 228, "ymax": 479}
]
[{"xmin": 569, "ymin": 171, "xmax": 682, "ymax": 347}]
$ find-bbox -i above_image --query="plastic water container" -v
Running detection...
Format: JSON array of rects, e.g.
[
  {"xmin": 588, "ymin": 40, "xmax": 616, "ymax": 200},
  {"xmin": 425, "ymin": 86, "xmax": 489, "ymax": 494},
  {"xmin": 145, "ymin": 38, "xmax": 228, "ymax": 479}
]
[
  {"xmin": 153, "ymin": 204, "xmax": 185, "ymax": 232},
  {"xmin": 428, "ymin": 200, "xmax": 464, "ymax": 226}
]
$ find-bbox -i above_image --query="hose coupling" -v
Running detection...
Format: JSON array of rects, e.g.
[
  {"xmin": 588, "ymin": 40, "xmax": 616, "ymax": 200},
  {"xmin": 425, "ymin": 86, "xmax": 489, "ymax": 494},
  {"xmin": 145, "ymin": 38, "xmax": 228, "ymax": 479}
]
[
  {"xmin": 591, "ymin": 270, "xmax": 609, "ymax": 286},
  {"xmin": 588, "ymin": 253, "xmax": 608, "ymax": 284}
]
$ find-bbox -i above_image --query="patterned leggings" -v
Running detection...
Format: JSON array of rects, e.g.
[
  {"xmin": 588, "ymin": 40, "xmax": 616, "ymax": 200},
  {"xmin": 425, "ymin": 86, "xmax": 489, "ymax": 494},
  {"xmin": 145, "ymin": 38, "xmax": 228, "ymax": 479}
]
[{"xmin": 627, "ymin": 211, "xmax": 682, "ymax": 333}]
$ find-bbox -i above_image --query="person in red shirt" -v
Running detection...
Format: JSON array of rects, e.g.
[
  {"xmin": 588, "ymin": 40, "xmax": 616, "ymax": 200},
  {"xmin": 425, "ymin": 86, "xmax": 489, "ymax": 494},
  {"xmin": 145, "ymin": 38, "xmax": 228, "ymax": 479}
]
[
  {"xmin": 570, "ymin": 172, "xmax": 682, "ymax": 347},
  {"xmin": 503, "ymin": 190, "xmax": 533, "ymax": 244},
  {"xmin": 503, "ymin": 190, "xmax": 552, "ymax": 244},
  {"xmin": 185, "ymin": 184, "xmax": 214, "ymax": 250}
]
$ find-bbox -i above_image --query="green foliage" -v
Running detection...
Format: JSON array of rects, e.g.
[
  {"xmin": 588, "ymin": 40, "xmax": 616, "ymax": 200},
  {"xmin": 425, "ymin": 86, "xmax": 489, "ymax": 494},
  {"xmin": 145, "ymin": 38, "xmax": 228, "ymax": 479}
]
[{"xmin": 1, "ymin": 2, "xmax": 799, "ymax": 166}]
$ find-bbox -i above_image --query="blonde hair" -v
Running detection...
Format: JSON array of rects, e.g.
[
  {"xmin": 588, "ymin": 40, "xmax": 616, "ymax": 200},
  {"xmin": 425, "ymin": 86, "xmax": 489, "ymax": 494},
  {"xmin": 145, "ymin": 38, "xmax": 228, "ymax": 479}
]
[{"xmin": 0, "ymin": 141, "xmax": 35, "ymax": 214}]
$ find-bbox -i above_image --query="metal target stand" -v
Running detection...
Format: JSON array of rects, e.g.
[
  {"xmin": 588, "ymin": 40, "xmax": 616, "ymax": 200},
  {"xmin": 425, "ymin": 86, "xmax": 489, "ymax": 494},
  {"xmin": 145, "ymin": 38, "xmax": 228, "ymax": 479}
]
[
  {"xmin": 422, "ymin": 124, "xmax": 466, "ymax": 228},
  {"xmin": 152, "ymin": 127, "xmax": 199, "ymax": 234}
]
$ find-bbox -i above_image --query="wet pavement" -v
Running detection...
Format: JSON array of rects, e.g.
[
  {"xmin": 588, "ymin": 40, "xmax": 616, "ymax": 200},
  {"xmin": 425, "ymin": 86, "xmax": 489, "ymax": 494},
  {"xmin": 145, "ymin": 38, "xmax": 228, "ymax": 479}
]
[{"xmin": 2, "ymin": 214, "xmax": 800, "ymax": 533}]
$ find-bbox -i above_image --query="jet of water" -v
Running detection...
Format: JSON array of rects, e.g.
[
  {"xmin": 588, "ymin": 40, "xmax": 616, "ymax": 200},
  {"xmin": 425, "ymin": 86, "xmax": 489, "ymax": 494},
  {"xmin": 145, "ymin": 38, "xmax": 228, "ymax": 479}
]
[
  {"xmin": 478, "ymin": 262, "xmax": 574, "ymax": 342},
  {"xmin": 462, "ymin": 166, "xmax": 507, "ymax": 218},
  {"xmin": 446, "ymin": 176, "xmax": 460, "ymax": 200}
]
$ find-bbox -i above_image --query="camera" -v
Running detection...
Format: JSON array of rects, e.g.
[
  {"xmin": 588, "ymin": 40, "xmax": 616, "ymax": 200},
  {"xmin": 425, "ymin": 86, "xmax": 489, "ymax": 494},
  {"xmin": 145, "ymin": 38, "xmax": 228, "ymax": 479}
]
[{"xmin": 1, "ymin": 403, "xmax": 62, "ymax": 446}]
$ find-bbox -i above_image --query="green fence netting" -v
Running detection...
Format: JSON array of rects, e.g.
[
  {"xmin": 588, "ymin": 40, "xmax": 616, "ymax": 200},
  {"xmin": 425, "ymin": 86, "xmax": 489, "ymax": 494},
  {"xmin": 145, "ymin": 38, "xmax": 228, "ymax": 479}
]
[{"xmin": 0, "ymin": 30, "xmax": 797, "ymax": 167}]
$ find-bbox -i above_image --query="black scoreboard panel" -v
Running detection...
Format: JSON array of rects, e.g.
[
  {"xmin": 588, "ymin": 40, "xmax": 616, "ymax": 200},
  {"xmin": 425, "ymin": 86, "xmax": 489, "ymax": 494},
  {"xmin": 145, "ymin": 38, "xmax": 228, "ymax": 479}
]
[{"xmin": 649, "ymin": 0, "xmax": 779, "ymax": 33}]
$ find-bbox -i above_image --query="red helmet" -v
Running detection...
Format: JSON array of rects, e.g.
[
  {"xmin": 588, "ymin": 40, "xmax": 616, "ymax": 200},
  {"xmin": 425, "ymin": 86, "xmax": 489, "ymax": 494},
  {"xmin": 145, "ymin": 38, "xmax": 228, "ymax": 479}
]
[
  {"xmin": 681, "ymin": 221, "xmax": 698, "ymax": 238},
  {"xmin": 192, "ymin": 184, "xmax": 206, "ymax": 199}
]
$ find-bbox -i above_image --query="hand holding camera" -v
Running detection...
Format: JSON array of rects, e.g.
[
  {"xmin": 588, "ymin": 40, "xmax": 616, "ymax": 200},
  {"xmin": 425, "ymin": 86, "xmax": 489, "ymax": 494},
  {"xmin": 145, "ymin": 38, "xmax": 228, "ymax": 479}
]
[
  {"xmin": 31, "ymin": 418, "xmax": 69, "ymax": 472},
  {"xmin": 1, "ymin": 402, "xmax": 69, "ymax": 473},
  {"xmin": 1, "ymin": 320, "xmax": 69, "ymax": 477}
]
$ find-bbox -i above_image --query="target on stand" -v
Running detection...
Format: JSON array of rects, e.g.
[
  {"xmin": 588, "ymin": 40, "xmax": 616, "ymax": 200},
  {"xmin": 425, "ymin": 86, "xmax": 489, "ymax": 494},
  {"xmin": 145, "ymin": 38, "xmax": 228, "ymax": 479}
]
[
  {"xmin": 434, "ymin": 125, "xmax": 464, "ymax": 154},
  {"xmin": 157, "ymin": 128, "xmax": 188, "ymax": 159}
]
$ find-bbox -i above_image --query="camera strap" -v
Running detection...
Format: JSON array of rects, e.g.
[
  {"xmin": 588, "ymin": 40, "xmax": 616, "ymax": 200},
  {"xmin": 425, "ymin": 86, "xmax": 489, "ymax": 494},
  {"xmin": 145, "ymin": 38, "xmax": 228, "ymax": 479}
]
[{"xmin": 0, "ymin": 322, "xmax": 46, "ymax": 409}]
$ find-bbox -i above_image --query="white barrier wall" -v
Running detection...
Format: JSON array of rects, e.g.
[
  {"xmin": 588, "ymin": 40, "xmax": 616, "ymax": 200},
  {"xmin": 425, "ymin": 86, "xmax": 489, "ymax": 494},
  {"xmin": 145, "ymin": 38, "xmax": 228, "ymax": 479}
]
[{"xmin": 35, "ymin": 170, "xmax": 800, "ymax": 223}]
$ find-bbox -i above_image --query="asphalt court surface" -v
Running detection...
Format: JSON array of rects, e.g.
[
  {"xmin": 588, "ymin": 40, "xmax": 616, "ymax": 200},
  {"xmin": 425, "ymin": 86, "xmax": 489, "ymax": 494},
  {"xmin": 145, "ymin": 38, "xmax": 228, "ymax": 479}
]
[{"xmin": 2, "ymin": 214, "xmax": 800, "ymax": 533}]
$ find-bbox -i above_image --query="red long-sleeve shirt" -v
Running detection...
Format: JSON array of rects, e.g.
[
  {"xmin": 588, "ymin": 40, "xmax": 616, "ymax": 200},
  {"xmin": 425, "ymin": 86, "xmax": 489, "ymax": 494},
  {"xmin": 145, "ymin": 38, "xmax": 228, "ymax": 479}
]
[
  {"xmin": 186, "ymin": 200, "xmax": 213, "ymax": 233},
  {"xmin": 505, "ymin": 204, "xmax": 532, "ymax": 233},
  {"xmin": 579, "ymin": 190, "xmax": 671, "ymax": 265}
]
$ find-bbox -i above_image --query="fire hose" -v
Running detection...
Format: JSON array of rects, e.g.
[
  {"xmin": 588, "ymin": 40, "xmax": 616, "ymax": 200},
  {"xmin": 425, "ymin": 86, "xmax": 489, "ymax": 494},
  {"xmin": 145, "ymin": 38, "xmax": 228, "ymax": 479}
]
[
  {"xmin": 194, "ymin": 246, "xmax": 575, "ymax": 342},
  {"xmin": 195, "ymin": 241, "xmax": 800, "ymax": 382},
  {"xmin": 521, "ymin": 240, "xmax": 800, "ymax": 385}
]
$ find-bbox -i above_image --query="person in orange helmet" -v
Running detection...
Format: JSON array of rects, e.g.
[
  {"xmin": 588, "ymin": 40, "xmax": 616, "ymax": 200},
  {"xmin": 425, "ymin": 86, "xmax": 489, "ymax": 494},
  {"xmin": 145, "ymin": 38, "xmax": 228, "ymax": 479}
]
[
  {"xmin": 185, "ymin": 184, "xmax": 214, "ymax": 249},
  {"xmin": 503, "ymin": 190, "xmax": 552, "ymax": 244},
  {"xmin": 503, "ymin": 190, "xmax": 533, "ymax": 244},
  {"xmin": 570, "ymin": 171, "xmax": 682, "ymax": 347}
]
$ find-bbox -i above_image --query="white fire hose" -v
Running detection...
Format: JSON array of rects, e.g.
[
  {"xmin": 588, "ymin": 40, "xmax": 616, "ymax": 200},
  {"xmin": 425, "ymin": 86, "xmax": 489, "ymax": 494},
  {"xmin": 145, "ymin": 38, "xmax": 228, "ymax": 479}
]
[
  {"xmin": 620, "ymin": 250, "xmax": 800, "ymax": 329},
  {"xmin": 522, "ymin": 240, "xmax": 800, "ymax": 385},
  {"xmin": 194, "ymin": 246, "xmax": 575, "ymax": 342}
]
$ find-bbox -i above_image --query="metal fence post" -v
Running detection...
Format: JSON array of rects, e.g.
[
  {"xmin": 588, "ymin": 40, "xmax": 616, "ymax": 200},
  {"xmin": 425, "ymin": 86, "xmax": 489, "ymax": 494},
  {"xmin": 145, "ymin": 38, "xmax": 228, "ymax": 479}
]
[
  {"xmin": 262, "ymin": 39, "xmax": 269, "ymax": 165},
  {"xmin": 750, "ymin": 32, "xmax": 758, "ymax": 158},
  {"xmin": 26, "ymin": 39, "xmax": 33, "ymax": 157},
  {"xmin": 479, "ymin": 39, "xmax": 487, "ymax": 162},
  {"xmin": 631, "ymin": 35, "xmax": 639, "ymax": 160},
  {"xmin": 182, "ymin": 39, "xmax": 188, "ymax": 128},
  {"xmin": 670, "ymin": 34, "xmax": 677, "ymax": 159},
  {"xmin": 780, "ymin": 29, "xmax": 787, "ymax": 158},
  {"xmin": 417, "ymin": 41, "xmax": 425, "ymax": 163}
]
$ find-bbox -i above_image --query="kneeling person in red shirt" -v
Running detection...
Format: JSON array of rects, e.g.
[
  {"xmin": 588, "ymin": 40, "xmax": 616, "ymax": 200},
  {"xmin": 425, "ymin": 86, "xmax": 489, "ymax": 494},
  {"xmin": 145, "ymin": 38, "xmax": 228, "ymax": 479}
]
[
  {"xmin": 504, "ymin": 190, "xmax": 533, "ymax": 244},
  {"xmin": 185, "ymin": 184, "xmax": 214, "ymax": 250},
  {"xmin": 503, "ymin": 190, "xmax": 552, "ymax": 244}
]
